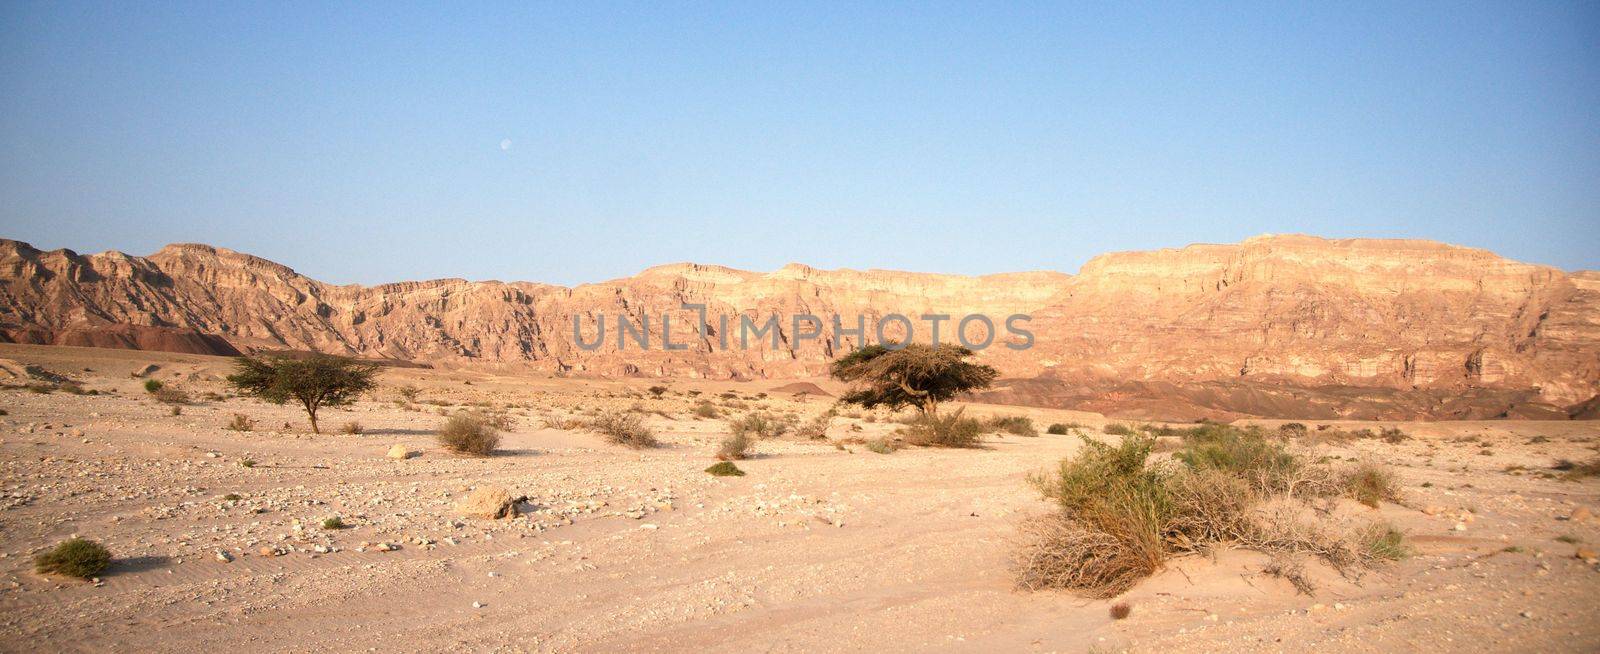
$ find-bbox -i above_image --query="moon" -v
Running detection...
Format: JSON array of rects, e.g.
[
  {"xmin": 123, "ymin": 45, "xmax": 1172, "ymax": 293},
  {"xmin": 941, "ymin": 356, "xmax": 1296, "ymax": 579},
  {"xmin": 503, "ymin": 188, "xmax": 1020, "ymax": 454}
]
[{"xmin": 499, "ymin": 139, "xmax": 512, "ymax": 151}]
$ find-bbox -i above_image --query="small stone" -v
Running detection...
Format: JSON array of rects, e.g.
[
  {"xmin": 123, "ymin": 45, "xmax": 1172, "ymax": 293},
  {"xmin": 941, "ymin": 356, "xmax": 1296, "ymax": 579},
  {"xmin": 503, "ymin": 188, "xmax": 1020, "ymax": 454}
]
[
  {"xmin": 472, "ymin": 601, "xmax": 484, "ymax": 609},
  {"xmin": 386, "ymin": 444, "xmax": 413, "ymax": 460},
  {"xmin": 1453, "ymin": 523, "xmax": 1468, "ymax": 532},
  {"xmin": 215, "ymin": 551, "xmax": 233, "ymax": 563},
  {"xmin": 1576, "ymin": 547, "xmax": 1597, "ymax": 561}
]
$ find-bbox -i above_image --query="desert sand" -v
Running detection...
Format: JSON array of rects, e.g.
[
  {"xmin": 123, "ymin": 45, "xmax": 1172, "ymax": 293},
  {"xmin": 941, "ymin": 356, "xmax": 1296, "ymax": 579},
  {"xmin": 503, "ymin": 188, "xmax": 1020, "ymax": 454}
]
[{"xmin": 0, "ymin": 342, "xmax": 1596, "ymax": 653}]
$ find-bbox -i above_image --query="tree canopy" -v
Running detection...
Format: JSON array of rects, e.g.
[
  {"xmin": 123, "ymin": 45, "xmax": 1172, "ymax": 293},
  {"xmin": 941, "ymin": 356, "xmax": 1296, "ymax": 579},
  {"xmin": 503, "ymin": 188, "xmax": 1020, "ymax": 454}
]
[
  {"xmin": 828, "ymin": 344, "xmax": 997, "ymax": 416},
  {"xmin": 227, "ymin": 354, "xmax": 380, "ymax": 433}
]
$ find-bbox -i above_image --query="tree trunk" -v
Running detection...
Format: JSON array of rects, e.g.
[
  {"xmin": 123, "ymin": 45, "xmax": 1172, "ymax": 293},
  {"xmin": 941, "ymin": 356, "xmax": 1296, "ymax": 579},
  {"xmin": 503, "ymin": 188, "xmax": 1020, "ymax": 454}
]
[{"xmin": 305, "ymin": 402, "xmax": 320, "ymax": 434}]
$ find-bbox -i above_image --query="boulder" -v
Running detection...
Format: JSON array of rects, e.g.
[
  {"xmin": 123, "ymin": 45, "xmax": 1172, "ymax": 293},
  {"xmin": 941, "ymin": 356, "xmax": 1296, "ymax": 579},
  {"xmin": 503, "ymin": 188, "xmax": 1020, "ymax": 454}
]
[
  {"xmin": 456, "ymin": 485, "xmax": 516, "ymax": 519},
  {"xmin": 386, "ymin": 444, "xmax": 414, "ymax": 460}
]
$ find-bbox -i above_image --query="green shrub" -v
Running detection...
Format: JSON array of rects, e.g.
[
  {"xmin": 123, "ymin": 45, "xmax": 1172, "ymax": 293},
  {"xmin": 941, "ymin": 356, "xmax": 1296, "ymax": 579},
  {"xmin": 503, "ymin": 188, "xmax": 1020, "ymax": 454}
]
[
  {"xmin": 590, "ymin": 410, "xmax": 658, "ymax": 449},
  {"xmin": 1047, "ymin": 423, "xmax": 1073, "ymax": 435},
  {"xmin": 437, "ymin": 413, "xmax": 500, "ymax": 455},
  {"xmin": 706, "ymin": 461, "xmax": 745, "ymax": 477},
  {"xmin": 1103, "ymin": 423, "xmax": 1139, "ymax": 436},
  {"xmin": 1362, "ymin": 523, "xmax": 1409, "ymax": 560},
  {"xmin": 143, "ymin": 379, "xmax": 164, "ymax": 393},
  {"xmin": 1172, "ymin": 424, "xmax": 1302, "ymax": 494},
  {"xmin": 322, "ymin": 516, "xmax": 346, "ymax": 529},
  {"xmin": 34, "ymin": 538, "xmax": 111, "ymax": 579},
  {"xmin": 901, "ymin": 409, "xmax": 984, "ymax": 448}
]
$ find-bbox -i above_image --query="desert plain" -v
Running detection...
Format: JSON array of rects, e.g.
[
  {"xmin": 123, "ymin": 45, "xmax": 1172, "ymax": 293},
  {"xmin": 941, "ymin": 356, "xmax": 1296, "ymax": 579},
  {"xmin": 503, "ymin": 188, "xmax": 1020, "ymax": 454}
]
[{"xmin": 0, "ymin": 342, "xmax": 1596, "ymax": 653}]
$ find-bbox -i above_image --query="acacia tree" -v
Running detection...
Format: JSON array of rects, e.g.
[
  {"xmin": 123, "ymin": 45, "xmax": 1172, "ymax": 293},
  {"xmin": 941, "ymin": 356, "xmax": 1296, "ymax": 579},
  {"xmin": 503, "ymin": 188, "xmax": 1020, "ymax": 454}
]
[
  {"xmin": 227, "ymin": 354, "xmax": 380, "ymax": 433},
  {"xmin": 829, "ymin": 343, "xmax": 998, "ymax": 417}
]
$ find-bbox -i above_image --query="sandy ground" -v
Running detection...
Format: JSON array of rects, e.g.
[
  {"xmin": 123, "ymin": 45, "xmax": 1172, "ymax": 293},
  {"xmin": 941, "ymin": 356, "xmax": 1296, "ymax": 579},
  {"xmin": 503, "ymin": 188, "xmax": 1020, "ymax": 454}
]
[{"xmin": 0, "ymin": 343, "xmax": 1597, "ymax": 653}]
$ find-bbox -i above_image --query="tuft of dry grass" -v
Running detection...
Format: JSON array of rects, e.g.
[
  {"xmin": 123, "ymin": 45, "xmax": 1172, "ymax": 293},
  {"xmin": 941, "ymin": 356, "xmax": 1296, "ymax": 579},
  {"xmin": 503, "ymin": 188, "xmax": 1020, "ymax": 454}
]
[
  {"xmin": 340, "ymin": 421, "xmax": 364, "ymax": 435},
  {"xmin": 1109, "ymin": 602, "xmax": 1132, "ymax": 620}
]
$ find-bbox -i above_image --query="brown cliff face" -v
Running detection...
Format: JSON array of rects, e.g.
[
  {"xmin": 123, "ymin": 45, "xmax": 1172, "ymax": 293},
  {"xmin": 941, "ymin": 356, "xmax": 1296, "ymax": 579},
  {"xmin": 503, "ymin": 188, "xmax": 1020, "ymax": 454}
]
[{"xmin": 1, "ymin": 234, "xmax": 1595, "ymax": 417}]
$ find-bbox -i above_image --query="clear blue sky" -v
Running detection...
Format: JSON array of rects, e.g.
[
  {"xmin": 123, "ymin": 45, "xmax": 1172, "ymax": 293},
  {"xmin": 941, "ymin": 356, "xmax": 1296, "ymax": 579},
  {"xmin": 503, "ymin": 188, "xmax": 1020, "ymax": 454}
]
[{"xmin": 2, "ymin": 2, "xmax": 1596, "ymax": 285}]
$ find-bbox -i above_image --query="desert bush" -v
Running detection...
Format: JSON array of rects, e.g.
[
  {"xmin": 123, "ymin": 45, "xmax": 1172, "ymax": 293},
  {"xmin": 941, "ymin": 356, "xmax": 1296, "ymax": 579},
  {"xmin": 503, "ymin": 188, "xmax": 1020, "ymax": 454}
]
[
  {"xmin": 1278, "ymin": 422, "xmax": 1308, "ymax": 438},
  {"xmin": 794, "ymin": 414, "xmax": 831, "ymax": 440},
  {"xmin": 1554, "ymin": 457, "xmax": 1600, "ymax": 481},
  {"xmin": 1361, "ymin": 523, "xmax": 1409, "ymax": 561},
  {"xmin": 143, "ymin": 379, "xmax": 164, "ymax": 393},
  {"xmin": 1017, "ymin": 428, "xmax": 1404, "ymax": 597},
  {"xmin": 322, "ymin": 516, "xmax": 346, "ymax": 529},
  {"xmin": 226, "ymin": 413, "xmax": 254, "ymax": 432},
  {"xmin": 727, "ymin": 412, "xmax": 790, "ymax": 440},
  {"xmin": 706, "ymin": 461, "xmax": 745, "ymax": 477},
  {"xmin": 987, "ymin": 415, "xmax": 1038, "ymax": 437},
  {"xmin": 396, "ymin": 385, "xmax": 420, "ymax": 402},
  {"xmin": 169, "ymin": 405, "xmax": 182, "ymax": 416},
  {"xmin": 648, "ymin": 385, "xmax": 668, "ymax": 397},
  {"xmin": 34, "ymin": 538, "xmax": 111, "ymax": 579},
  {"xmin": 1344, "ymin": 462, "xmax": 1400, "ymax": 508},
  {"xmin": 152, "ymin": 387, "xmax": 190, "ymax": 405},
  {"xmin": 865, "ymin": 437, "xmax": 900, "ymax": 454},
  {"xmin": 340, "ymin": 421, "xmax": 364, "ymax": 435},
  {"xmin": 1173, "ymin": 424, "xmax": 1301, "ymax": 494},
  {"xmin": 437, "ymin": 413, "xmax": 500, "ymax": 456},
  {"xmin": 589, "ymin": 410, "xmax": 658, "ymax": 449},
  {"xmin": 1046, "ymin": 423, "xmax": 1073, "ymax": 435},
  {"xmin": 1110, "ymin": 602, "xmax": 1132, "ymax": 620},
  {"xmin": 718, "ymin": 432, "xmax": 753, "ymax": 460},
  {"xmin": 1379, "ymin": 427, "xmax": 1409, "ymax": 443},
  {"xmin": 1103, "ymin": 423, "xmax": 1139, "ymax": 436},
  {"xmin": 692, "ymin": 401, "xmax": 719, "ymax": 419},
  {"xmin": 901, "ymin": 409, "xmax": 984, "ymax": 448}
]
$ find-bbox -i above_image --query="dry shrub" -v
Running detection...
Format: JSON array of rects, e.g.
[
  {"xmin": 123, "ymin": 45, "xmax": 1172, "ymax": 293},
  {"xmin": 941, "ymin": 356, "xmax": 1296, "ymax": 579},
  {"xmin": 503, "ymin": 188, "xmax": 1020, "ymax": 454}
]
[
  {"xmin": 987, "ymin": 415, "xmax": 1038, "ymax": 436},
  {"xmin": 340, "ymin": 421, "xmax": 364, "ymax": 435},
  {"xmin": 226, "ymin": 413, "xmax": 254, "ymax": 432},
  {"xmin": 1344, "ymin": 461, "xmax": 1400, "ymax": 507},
  {"xmin": 1555, "ymin": 457, "xmax": 1600, "ymax": 481},
  {"xmin": 1109, "ymin": 602, "xmax": 1132, "ymax": 620},
  {"xmin": 865, "ymin": 437, "xmax": 900, "ymax": 454},
  {"xmin": 590, "ymin": 410, "xmax": 658, "ymax": 449},
  {"xmin": 718, "ymin": 432, "xmax": 752, "ymax": 460},
  {"xmin": 727, "ymin": 412, "xmax": 791, "ymax": 439},
  {"xmin": 1261, "ymin": 552, "xmax": 1315, "ymax": 596},
  {"xmin": 692, "ymin": 401, "xmax": 719, "ymax": 419},
  {"xmin": 1103, "ymin": 423, "xmax": 1139, "ymax": 436},
  {"xmin": 1014, "ymin": 514, "xmax": 1161, "ymax": 598},
  {"xmin": 152, "ymin": 387, "xmax": 191, "ymax": 405},
  {"xmin": 902, "ymin": 409, "xmax": 983, "ymax": 448},
  {"xmin": 1046, "ymin": 423, "xmax": 1074, "ymax": 435},
  {"xmin": 794, "ymin": 414, "xmax": 831, "ymax": 440},
  {"xmin": 437, "ymin": 413, "xmax": 500, "ymax": 456},
  {"xmin": 1017, "ymin": 426, "xmax": 1406, "ymax": 598}
]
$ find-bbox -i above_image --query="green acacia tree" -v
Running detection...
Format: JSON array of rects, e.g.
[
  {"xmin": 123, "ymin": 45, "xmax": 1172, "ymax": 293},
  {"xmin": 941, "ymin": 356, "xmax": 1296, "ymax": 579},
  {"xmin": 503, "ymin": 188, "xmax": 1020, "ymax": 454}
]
[
  {"xmin": 829, "ymin": 343, "xmax": 998, "ymax": 417},
  {"xmin": 227, "ymin": 354, "xmax": 380, "ymax": 433}
]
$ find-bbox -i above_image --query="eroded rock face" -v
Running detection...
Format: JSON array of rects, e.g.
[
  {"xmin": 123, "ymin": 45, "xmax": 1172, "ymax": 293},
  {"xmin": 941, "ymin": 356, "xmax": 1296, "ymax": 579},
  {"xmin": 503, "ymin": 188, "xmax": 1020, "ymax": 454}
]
[{"xmin": 1, "ymin": 234, "xmax": 1596, "ymax": 408}]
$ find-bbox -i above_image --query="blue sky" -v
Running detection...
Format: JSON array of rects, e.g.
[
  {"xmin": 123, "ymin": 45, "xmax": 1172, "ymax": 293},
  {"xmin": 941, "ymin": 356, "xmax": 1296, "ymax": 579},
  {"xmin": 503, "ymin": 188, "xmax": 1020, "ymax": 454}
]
[{"xmin": 2, "ymin": 2, "xmax": 1596, "ymax": 285}]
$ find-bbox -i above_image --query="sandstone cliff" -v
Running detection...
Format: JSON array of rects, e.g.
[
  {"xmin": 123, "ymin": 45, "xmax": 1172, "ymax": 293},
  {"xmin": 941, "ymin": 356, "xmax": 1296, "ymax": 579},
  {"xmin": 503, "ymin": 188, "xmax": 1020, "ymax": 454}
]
[{"xmin": 2, "ymin": 234, "xmax": 1595, "ymax": 419}]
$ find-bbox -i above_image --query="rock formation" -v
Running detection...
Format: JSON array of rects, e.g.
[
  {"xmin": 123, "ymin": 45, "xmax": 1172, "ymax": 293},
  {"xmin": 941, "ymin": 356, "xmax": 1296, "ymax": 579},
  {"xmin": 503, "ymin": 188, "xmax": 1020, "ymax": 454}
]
[{"xmin": 2, "ymin": 234, "xmax": 1595, "ymax": 419}]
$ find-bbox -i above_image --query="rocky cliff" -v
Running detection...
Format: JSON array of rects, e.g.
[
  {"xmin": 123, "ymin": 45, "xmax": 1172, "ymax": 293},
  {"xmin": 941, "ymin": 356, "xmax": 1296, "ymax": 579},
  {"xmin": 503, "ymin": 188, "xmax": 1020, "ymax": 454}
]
[{"xmin": 2, "ymin": 234, "xmax": 1595, "ymax": 418}]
